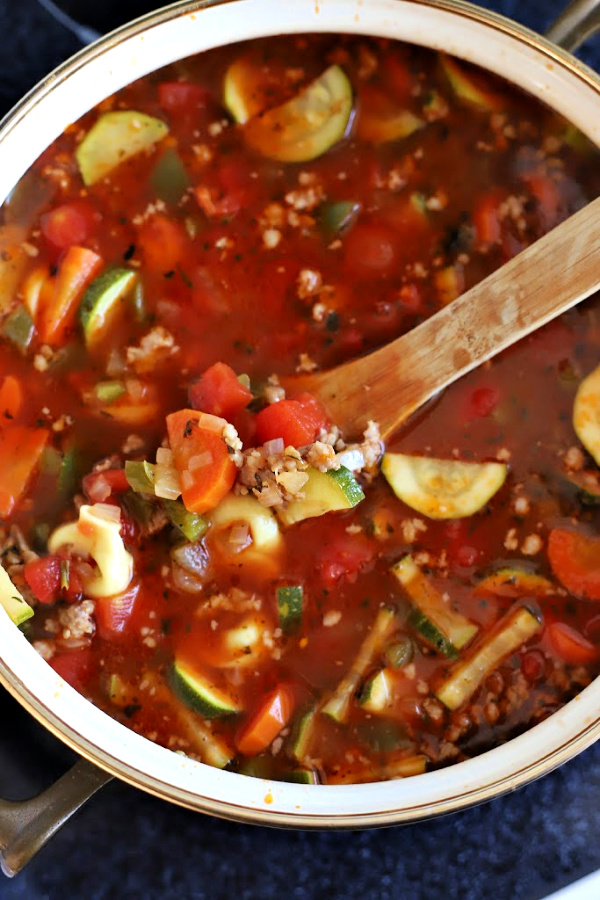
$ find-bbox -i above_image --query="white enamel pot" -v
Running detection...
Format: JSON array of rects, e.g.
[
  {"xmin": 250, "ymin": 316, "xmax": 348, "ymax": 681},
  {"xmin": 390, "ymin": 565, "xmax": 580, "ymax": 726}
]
[{"xmin": 1, "ymin": 0, "xmax": 600, "ymax": 877}]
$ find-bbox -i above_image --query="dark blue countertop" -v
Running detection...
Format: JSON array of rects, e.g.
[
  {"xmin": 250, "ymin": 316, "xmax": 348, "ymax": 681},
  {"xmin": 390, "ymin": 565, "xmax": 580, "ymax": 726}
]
[{"xmin": 1, "ymin": 2, "xmax": 599, "ymax": 898}]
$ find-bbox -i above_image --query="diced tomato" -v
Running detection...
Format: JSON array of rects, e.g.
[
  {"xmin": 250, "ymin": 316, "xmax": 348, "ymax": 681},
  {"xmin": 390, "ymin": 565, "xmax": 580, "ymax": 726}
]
[
  {"xmin": 41, "ymin": 201, "xmax": 100, "ymax": 253},
  {"xmin": 24, "ymin": 555, "xmax": 62, "ymax": 604},
  {"xmin": 344, "ymin": 222, "xmax": 397, "ymax": 278},
  {"xmin": 158, "ymin": 81, "xmax": 212, "ymax": 118},
  {"xmin": 189, "ymin": 362, "xmax": 252, "ymax": 419},
  {"xmin": 0, "ymin": 374, "xmax": 23, "ymax": 423},
  {"xmin": 547, "ymin": 528, "xmax": 600, "ymax": 600},
  {"xmin": 50, "ymin": 649, "xmax": 96, "ymax": 691},
  {"xmin": 95, "ymin": 585, "xmax": 141, "ymax": 641},
  {"xmin": 466, "ymin": 386, "xmax": 500, "ymax": 420},
  {"xmin": 317, "ymin": 531, "xmax": 376, "ymax": 586},
  {"xmin": 472, "ymin": 191, "xmax": 503, "ymax": 248},
  {"xmin": 383, "ymin": 51, "xmax": 414, "ymax": 104},
  {"xmin": 229, "ymin": 408, "xmax": 257, "ymax": 448},
  {"xmin": 254, "ymin": 393, "xmax": 328, "ymax": 448},
  {"xmin": 236, "ymin": 685, "xmax": 295, "ymax": 756},
  {"xmin": 398, "ymin": 283, "xmax": 424, "ymax": 313},
  {"xmin": 521, "ymin": 173, "xmax": 563, "ymax": 231},
  {"xmin": 82, "ymin": 468, "xmax": 130, "ymax": 503},
  {"xmin": 547, "ymin": 621, "xmax": 598, "ymax": 666}
]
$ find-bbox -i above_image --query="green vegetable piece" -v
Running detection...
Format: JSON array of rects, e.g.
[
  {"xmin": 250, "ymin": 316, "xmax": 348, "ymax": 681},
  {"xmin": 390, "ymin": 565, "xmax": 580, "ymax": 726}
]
[
  {"xmin": 283, "ymin": 768, "xmax": 319, "ymax": 785},
  {"xmin": 243, "ymin": 65, "xmax": 353, "ymax": 163},
  {"xmin": 41, "ymin": 446, "xmax": 63, "ymax": 476},
  {"xmin": 573, "ymin": 362, "xmax": 600, "ymax": 465},
  {"xmin": 151, "ymin": 147, "xmax": 190, "ymax": 205},
  {"xmin": 125, "ymin": 459, "xmax": 156, "ymax": 494},
  {"xmin": 79, "ymin": 267, "xmax": 138, "ymax": 347},
  {"xmin": 289, "ymin": 707, "xmax": 318, "ymax": 763},
  {"xmin": 170, "ymin": 660, "xmax": 242, "ymax": 718},
  {"xmin": 163, "ymin": 498, "xmax": 207, "ymax": 541},
  {"xmin": 0, "ymin": 564, "xmax": 33, "ymax": 626},
  {"xmin": 436, "ymin": 606, "xmax": 541, "ymax": 710},
  {"xmin": 359, "ymin": 667, "xmax": 395, "ymax": 713},
  {"xmin": 3, "ymin": 304, "xmax": 34, "ymax": 351},
  {"xmin": 276, "ymin": 585, "xmax": 303, "ymax": 633},
  {"xmin": 381, "ymin": 452, "xmax": 507, "ymax": 519},
  {"xmin": 439, "ymin": 54, "xmax": 502, "ymax": 111},
  {"xmin": 321, "ymin": 606, "xmax": 397, "ymax": 723},
  {"xmin": 384, "ymin": 635, "xmax": 414, "ymax": 669},
  {"xmin": 392, "ymin": 555, "xmax": 478, "ymax": 657},
  {"xmin": 277, "ymin": 465, "xmax": 364, "ymax": 527},
  {"xmin": 76, "ymin": 110, "xmax": 169, "ymax": 186},
  {"xmin": 60, "ymin": 558, "xmax": 70, "ymax": 591},
  {"xmin": 94, "ymin": 380, "xmax": 127, "ymax": 405},
  {"xmin": 320, "ymin": 201, "xmax": 361, "ymax": 238}
]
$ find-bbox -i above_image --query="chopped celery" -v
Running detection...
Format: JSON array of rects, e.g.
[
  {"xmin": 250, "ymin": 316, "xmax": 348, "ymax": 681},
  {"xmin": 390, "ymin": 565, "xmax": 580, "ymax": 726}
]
[
  {"xmin": 283, "ymin": 768, "xmax": 319, "ymax": 785},
  {"xmin": 125, "ymin": 459, "xmax": 156, "ymax": 495},
  {"xmin": 321, "ymin": 606, "xmax": 397, "ymax": 723},
  {"xmin": 3, "ymin": 304, "xmax": 34, "ymax": 351},
  {"xmin": 163, "ymin": 498, "xmax": 207, "ymax": 541},
  {"xmin": 94, "ymin": 380, "xmax": 127, "ymax": 404},
  {"xmin": 151, "ymin": 147, "xmax": 190, "ymax": 205}
]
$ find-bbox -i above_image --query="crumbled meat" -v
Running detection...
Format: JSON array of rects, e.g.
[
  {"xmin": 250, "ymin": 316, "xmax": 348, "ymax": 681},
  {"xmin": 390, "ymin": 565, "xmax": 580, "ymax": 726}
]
[
  {"xmin": 57, "ymin": 599, "xmax": 96, "ymax": 643},
  {"xmin": 197, "ymin": 587, "xmax": 262, "ymax": 615},
  {"xmin": 126, "ymin": 326, "xmax": 178, "ymax": 373}
]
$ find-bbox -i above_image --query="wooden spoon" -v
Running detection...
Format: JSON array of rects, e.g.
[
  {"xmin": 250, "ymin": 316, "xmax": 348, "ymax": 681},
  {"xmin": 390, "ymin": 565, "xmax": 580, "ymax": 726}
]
[{"xmin": 285, "ymin": 194, "xmax": 600, "ymax": 440}]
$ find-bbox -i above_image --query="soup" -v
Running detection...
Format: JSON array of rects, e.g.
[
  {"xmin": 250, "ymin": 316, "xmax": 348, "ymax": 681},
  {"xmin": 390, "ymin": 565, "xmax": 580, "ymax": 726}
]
[{"xmin": 1, "ymin": 34, "xmax": 600, "ymax": 785}]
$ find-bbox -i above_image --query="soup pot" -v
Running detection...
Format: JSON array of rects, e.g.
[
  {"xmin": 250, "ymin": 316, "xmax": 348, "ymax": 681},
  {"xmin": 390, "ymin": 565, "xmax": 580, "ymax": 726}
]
[{"xmin": 1, "ymin": 0, "xmax": 600, "ymax": 877}]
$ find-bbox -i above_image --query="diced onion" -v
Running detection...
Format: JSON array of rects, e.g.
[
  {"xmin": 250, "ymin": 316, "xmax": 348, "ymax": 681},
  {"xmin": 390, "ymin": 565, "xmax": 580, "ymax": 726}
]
[
  {"xmin": 171, "ymin": 541, "xmax": 208, "ymax": 575},
  {"xmin": 188, "ymin": 451, "xmax": 213, "ymax": 472},
  {"xmin": 91, "ymin": 502, "xmax": 121, "ymax": 523},
  {"xmin": 337, "ymin": 448, "xmax": 365, "ymax": 471},
  {"xmin": 196, "ymin": 412, "xmax": 228, "ymax": 434},
  {"xmin": 156, "ymin": 447, "xmax": 174, "ymax": 467},
  {"xmin": 228, "ymin": 523, "xmax": 251, "ymax": 549},
  {"xmin": 154, "ymin": 465, "xmax": 182, "ymax": 500},
  {"xmin": 263, "ymin": 438, "xmax": 284, "ymax": 456},
  {"xmin": 87, "ymin": 475, "xmax": 111, "ymax": 503},
  {"xmin": 124, "ymin": 378, "xmax": 144, "ymax": 402}
]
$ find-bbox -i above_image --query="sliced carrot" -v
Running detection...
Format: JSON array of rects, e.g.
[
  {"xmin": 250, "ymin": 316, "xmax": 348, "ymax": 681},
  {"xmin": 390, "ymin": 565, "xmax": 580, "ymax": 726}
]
[
  {"xmin": 236, "ymin": 686, "xmax": 295, "ymax": 756},
  {"xmin": 166, "ymin": 408, "xmax": 237, "ymax": 515},
  {"xmin": 38, "ymin": 246, "xmax": 103, "ymax": 346},
  {"xmin": 0, "ymin": 426, "xmax": 49, "ymax": 517},
  {"xmin": 547, "ymin": 621, "xmax": 598, "ymax": 666},
  {"xmin": 547, "ymin": 528, "xmax": 600, "ymax": 600},
  {"xmin": 0, "ymin": 375, "xmax": 24, "ymax": 423}
]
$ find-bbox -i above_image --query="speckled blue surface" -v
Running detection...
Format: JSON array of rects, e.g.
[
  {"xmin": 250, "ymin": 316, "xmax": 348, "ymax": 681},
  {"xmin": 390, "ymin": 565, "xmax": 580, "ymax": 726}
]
[{"xmin": 1, "ymin": 2, "xmax": 599, "ymax": 897}]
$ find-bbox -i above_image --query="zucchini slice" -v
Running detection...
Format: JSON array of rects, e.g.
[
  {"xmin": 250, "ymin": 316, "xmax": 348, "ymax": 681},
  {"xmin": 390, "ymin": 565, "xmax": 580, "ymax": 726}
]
[
  {"xmin": 321, "ymin": 606, "xmax": 397, "ymax": 723},
  {"xmin": 381, "ymin": 452, "xmax": 507, "ymax": 519},
  {"xmin": 358, "ymin": 667, "xmax": 395, "ymax": 713},
  {"xmin": 79, "ymin": 268, "xmax": 138, "ymax": 348},
  {"xmin": 392, "ymin": 555, "xmax": 478, "ymax": 657},
  {"xmin": 435, "ymin": 605, "xmax": 542, "ymax": 710},
  {"xmin": 475, "ymin": 567, "xmax": 555, "ymax": 598},
  {"xmin": 170, "ymin": 659, "xmax": 241, "ymax": 718},
  {"xmin": 289, "ymin": 707, "xmax": 318, "ymax": 763},
  {"xmin": 277, "ymin": 584, "xmax": 303, "ymax": 634},
  {"xmin": 76, "ymin": 110, "xmax": 169, "ymax": 186},
  {"xmin": 439, "ymin": 54, "xmax": 502, "ymax": 111},
  {"xmin": 277, "ymin": 465, "xmax": 364, "ymax": 527},
  {"xmin": 243, "ymin": 65, "xmax": 353, "ymax": 163},
  {"xmin": 0, "ymin": 564, "xmax": 33, "ymax": 627},
  {"xmin": 573, "ymin": 363, "xmax": 600, "ymax": 465},
  {"xmin": 223, "ymin": 53, "xmax": 287, "ymax": 124},
  {"xmin": 567, "ymin": 469, "xmax": 600, "ymax": 505}
]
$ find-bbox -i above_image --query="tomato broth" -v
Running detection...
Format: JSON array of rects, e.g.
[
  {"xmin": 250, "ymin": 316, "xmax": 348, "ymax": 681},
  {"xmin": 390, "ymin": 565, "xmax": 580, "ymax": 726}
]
[{"xmin": 1, "ymin": 34, "xmax": 600, "ymax": 785}]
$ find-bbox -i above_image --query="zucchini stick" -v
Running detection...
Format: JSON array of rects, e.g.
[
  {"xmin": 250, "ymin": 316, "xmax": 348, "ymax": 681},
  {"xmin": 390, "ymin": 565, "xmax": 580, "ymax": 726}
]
[
  {"xmin": 321, "ymin": 606, "xmax": 397, "ymax": 723},
  {"xmin": 140, "ymin": 671, "xmax": 234, "ymax": 769},
  {"xmin": 435, "ymin": 606, "xmax": 542, "ymax": 711},
  {"xmin": 392, "ymin": 555, "xmax": 478, "ymax": 657}
]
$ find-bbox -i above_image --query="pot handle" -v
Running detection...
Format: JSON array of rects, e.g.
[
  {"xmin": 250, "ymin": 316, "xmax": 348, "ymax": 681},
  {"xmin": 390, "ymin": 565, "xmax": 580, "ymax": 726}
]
[
  {"xmin": 546, "ymin": 0, "xmax": 600, "ymax": 52},
  {"xmin": 0, "ymin": 757, "xmax": 112, "ymax": 877}
]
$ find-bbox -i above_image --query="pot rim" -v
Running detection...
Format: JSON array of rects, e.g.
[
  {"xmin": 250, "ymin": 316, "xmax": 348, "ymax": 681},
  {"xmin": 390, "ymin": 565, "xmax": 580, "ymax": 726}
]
[{"xmin": 1, "ymin": 0, "xmax": 600, "ymax": 827}]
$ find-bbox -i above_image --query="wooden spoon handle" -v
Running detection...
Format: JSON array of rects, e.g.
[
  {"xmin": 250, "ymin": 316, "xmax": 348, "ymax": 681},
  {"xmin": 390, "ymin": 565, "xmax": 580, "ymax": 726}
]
[{"xmin": 291, "ymin": 194, "xmax": 600, "ymax": 439}]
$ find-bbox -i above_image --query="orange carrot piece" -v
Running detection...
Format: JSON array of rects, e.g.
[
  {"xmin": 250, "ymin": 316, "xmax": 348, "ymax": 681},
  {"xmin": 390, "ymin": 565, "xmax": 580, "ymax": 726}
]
[
  {"xmin": 166, "ymin": 408, "xmax": 237, "ymax": 515},
  {"xmin": 0, "ymin": 375, "xmax": 24, "ymax": 423},
  {"xmin": 39, "ymin": 246, "xmax": 103, "ymax": 345},
  {"xmin": 236, "ymin": 686, "xmax": 295, "ymax": 756},
  {"xmin": 0, "ymin": 426, "xmax": 49, "ymax": 517}
]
